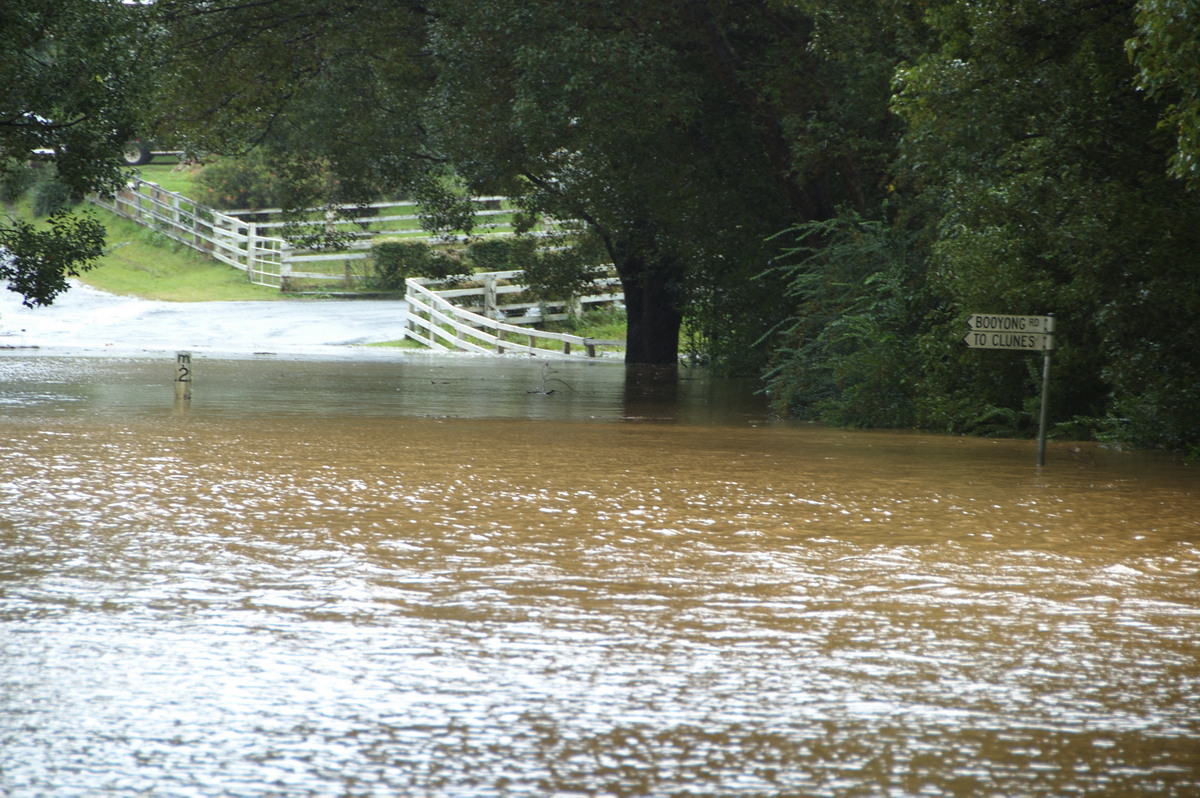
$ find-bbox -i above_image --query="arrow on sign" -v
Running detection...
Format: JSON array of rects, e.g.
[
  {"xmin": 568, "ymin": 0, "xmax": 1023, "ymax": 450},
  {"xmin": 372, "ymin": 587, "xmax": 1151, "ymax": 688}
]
[
  {"xmin": 966, "ymin": 313, "xmax": 1055, "ymax": 333},
  {"xmin": 962, "ymin": 331, "xmax": 1052, "ymax": 350}
]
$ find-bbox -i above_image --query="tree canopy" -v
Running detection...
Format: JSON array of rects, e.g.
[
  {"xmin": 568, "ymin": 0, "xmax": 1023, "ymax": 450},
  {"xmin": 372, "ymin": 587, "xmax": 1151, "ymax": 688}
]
[
  {"xmin": 1129, "ymin": 0, "xmax": 1200, "ymax": 189},
  {"xmin": 0, "ymin": 0, "xmax": 153, "ymax": 306},
  {"xmin": 148, "ymin": 0, "xmax": 898, "ymax": 366}
]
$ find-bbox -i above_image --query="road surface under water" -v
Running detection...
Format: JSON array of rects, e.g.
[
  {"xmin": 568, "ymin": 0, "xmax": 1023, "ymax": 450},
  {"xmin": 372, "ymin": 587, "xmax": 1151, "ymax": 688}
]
[{"xmin": 1, "ymin": 354, "xmax": 1198, "ymax": 796}]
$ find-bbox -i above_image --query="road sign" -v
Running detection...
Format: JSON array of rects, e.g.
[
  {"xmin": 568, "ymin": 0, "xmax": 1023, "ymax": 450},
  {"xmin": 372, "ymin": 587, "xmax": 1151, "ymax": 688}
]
[
  {"xmin": 962, "ymin": 330, "xmax": 1052, "ymax": 350},
  {"xmin": 962, "ymin": 312, "xmax": 1058, "ymax": 466},
  {"xmin": 965, "ymin": 313, "xmax": 1054, "ymax": 333}
]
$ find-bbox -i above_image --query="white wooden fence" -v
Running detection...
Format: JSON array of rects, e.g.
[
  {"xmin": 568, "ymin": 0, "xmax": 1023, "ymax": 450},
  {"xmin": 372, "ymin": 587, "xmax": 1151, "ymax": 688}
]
[
  {"xmin": 92, "ymin": 180, "xmax": 627, "ymax": 356},
  {"xmin": 92, "ymin": 181, "xmax": 540, "ymax": 289},
  {"xmin": 92, "ymin": 179, "xmax": 291, "ymax": 285},
  {"xmin": 421, "ymin": 269, "xmax": 624, "ymax": 325},
  {"xmin": 404, "ymin": 275, "xmax": 624, "ymax": 358}
]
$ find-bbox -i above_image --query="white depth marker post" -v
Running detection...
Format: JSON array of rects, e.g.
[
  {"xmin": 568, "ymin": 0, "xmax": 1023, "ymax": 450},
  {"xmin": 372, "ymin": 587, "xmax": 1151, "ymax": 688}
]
[{"xmin": 174, "ymin": 352, "xmax": 193, "ymax": 403}]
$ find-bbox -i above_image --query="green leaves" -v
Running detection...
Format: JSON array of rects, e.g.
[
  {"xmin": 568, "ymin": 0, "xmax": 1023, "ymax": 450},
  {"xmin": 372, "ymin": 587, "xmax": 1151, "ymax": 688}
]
[
  {"xmin": 0, "ymin": 209, "xmax": 106, "ymax": 307},
  {"xmin": 1, "ymin": 0, "xmax": 155, "ymax": 305},
  {"xmin": 1129, "ymin": 0, "xmax": 1200, "ymax": 189}
]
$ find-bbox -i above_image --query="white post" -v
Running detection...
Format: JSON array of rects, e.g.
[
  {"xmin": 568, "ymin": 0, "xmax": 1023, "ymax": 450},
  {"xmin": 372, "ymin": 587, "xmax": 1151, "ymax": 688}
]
[
  {"xmin": 174, "ymin": 352, "xmax": 193, "ymax": 403},
  {"xmin": 279, "ymin": 242, "xmax": 293, "ymax": 290},
  {"xmin": 483, "ymin": 274, "xmax": 498, "ymax": 319},
  {"xmin": 246, "ymin": 222, "xmax": 258, "ymax": 284}
]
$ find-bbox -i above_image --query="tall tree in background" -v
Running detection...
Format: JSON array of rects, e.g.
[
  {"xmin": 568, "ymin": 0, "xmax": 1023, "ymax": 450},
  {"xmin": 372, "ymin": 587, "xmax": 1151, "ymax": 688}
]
[
  {"xmin": 0, "ymin": 0, "xmax": 153, "ymax": 305},
  {"xmin": 150, "ymin": 0, "xmax": 430, "ymax": 212},
  {"xmin": 421, "ymin": 0, "xmax": 825, "ymax": 366},
  {"xmin": 151, "ymin": 0, "xmax": 893, "ymax": 367}
]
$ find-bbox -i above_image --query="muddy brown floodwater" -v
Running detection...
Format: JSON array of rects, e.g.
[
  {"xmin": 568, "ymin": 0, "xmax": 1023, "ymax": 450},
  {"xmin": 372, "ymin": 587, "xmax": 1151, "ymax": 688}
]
[{"xmin": 2, "ymin": 353, "xmax": 1198, "ymax": 796}]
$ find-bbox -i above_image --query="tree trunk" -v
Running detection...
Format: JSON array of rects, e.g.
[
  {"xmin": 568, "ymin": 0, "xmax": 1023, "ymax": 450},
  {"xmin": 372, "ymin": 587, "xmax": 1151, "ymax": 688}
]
[{"xmin": 615, "ymin": 248, "xmax": 683, "ymax": 366}]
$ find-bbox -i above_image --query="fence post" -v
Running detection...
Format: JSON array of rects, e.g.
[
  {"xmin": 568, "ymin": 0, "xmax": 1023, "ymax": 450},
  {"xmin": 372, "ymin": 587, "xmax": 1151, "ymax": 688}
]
[
  {"xmin": 483, "ymin": 274, "xmax": 498, "ymax": 319},
  {"xmin": 246, "ymin": 221, "xmax": 258, "ymax": 284},
  {"xmin": 279, "ymin": 242, "xmax": 293, "ymax": 290},
  {"xmin": 192, "ymin": 202, "xmax": 203, "ymax": 250}
]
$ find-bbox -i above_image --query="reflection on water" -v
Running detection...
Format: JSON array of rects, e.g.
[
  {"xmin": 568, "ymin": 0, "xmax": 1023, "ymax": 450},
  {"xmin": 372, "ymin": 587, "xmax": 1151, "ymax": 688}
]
[{"xmin": 2, "ymin": 354, "xmax": 1198, "ymax": 796}]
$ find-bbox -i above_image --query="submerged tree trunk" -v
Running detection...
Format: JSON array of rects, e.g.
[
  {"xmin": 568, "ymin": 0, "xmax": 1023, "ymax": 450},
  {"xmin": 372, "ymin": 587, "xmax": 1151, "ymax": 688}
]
[{"xmin": 613, "ymin": 245, "xmax": 684, "ymax": 366}]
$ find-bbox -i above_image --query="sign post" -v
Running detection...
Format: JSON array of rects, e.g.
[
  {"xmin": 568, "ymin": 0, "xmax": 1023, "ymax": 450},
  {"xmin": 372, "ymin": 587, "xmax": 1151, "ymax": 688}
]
[
  {"xmin": 1036, "ymin": 324, "xmax": 1053, "ymax": 467},
  {"xmin": 962, "ymin": 314, "xmax": 1056, "ymax": 465}
]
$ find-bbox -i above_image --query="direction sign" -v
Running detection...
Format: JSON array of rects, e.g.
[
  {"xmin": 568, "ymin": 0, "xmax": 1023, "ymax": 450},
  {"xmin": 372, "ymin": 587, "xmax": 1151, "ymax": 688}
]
[
  {"xmin": 962, "ymin": 330, "xmax": 1052, "ymax": 350},
  {"xmin": 962, "ymin": 312, "xmax": 1058, "ymax": 466},
  {"xmin": 966, "ymin": 313, "xmax": 1054, "ymax": 333}
]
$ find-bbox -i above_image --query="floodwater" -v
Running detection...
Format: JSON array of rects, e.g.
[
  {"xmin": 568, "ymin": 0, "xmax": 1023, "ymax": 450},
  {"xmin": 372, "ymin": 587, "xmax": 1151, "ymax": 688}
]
[{"xmin": 2, "ymin": 353, "xmax": 1198, "ymax": 797}]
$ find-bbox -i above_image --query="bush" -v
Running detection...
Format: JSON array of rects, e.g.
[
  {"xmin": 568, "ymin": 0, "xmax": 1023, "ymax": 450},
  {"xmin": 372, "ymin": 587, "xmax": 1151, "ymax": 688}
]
[
  {"xmin": 466, "ymin": 236, "xmax": 536, "ymax": 272},
  {"xmin": 192, "ymin": 152, "xmax": 281, "ymax": 210},
  {"xmin": 29, "ymin": 165, "xmax": 77, "ymax": 217},
  {"xmin": 0, "ymin": 159, "xmax": 36, "ymax": 204},
  {"xmin": 369, "ymin": 240, "xmax": 466, "ymax": 289},
  {"xmin": 518, "ymin": 244, "xmax": 608, "ymax": 304},
  {"xmin": 765, "ymin": 212, "xmax": 927, "ymax": 427}
]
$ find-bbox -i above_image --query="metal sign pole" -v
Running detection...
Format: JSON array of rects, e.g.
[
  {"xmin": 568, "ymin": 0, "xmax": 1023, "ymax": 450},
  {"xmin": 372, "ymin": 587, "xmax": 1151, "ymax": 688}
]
[{"xmin": 1036, "ymin": 315, "xmax": 1054, "ymax": 466}]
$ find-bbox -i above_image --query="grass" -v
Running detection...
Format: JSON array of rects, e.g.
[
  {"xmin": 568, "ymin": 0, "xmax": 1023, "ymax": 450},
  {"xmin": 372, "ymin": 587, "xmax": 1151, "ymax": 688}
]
[
  {"xmin": 132, "ymin": 160, "xmax": 202, "ymax": 196},
  {"xmin": 5, "ymin": 157, "xmax": 277, "ymax": 302},
  {"xmin": 6, "ymin": 194, "xmax": 280, "ymax": 301},
  {"xmin": 80, "ymin": 206, "xmax": 282, "ymax": 301},
  {"xmin": 544, "ymin": 307, "xmax": 627, "ymax": 343},
  {"xmin": 365, "ymin": 339, "xmax": 426, "ymax": 349}
]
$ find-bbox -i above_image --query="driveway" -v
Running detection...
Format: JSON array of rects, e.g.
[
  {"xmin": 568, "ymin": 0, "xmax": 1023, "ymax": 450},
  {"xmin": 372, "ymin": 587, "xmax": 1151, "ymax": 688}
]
[{"xmin": 0, "ymin": 282, "xmax": 412, "ymax": 358}]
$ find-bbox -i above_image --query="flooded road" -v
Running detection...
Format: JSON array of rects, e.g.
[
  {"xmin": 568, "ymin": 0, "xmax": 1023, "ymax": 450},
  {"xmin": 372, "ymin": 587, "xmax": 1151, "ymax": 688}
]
[{"xmin": 2, "ymin": 354, "xmax": 1198, "ymax": 796}]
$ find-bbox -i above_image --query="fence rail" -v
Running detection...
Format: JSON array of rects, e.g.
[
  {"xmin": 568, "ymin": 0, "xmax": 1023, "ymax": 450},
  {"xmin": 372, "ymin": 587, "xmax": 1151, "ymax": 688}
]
[
  {"xmin": 94, "ymin": 181, "xmax": 626, "ymax": 356},
  {"xmin": 91, "ymin": 180, "xmax": 292, "ymax": 286},
  {"xmin": 404, "ymin": 276, "xmax": 624, "ymax": 358},
  {"xmin": 92, "ymin": 182, "xmax": 567, "ymax": 289}
]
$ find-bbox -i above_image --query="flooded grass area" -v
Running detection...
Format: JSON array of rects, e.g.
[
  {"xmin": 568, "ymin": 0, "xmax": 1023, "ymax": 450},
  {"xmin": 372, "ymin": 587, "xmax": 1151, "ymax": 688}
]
[{"xmin": 2, "ymin": 354, "xmax": 1198, "ymax": 795}]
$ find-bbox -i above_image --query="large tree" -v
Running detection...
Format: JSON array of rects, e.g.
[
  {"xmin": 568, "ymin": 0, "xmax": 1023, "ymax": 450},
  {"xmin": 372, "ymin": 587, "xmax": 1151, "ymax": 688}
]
[
  {"xmin": 415, "ymin": 0, "xmax": 911, "ymax": 367},
  {"xmin": 151, "ymin": 0, "xmax": 891, "ymax": 367},
  {"xmin": 0, "ymin": 0, "xmax": 154, "ymax": 306}
]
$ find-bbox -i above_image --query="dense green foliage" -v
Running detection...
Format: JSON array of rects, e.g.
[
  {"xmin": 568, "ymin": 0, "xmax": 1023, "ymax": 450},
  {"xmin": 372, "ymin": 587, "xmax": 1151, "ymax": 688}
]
[
  {"xmin": 766, "ymin": 0, "xmax": 1200, "ymax": 452},
  {"xmin": 369, "ymin": 241, "xmax": 466, "ymax": 290},
  {"xmin": 192, "ymin": 152, "xmax": 286, "ymax": 211},
  {"xmin": 891, "ymin": 0, "xmax": 1200, "ymax": 450},
  {"xmin": 0, "ymin": 0, "xmax": 153, "ymax": 305},
  {"xmin": 1129, "ymin": 0, "xmax": 1200, "ymax": 190}
]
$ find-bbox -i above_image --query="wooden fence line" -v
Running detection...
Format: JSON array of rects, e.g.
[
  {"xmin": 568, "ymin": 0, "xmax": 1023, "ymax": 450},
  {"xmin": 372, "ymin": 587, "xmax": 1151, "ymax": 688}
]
[
  {"xmin": 92, "ymin": 180, "xmax": 627, "ymax": 356},
  {"xmin": 404, "ymin": 277, "xmax": 624, "ymax": 358},
  {"xmin": 92, "ymin": 180, "xmax": 293, "ymax": 286},
  {"xmin": 92, "ymin": 181, "xmax": 565, "ymax": 289}
]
